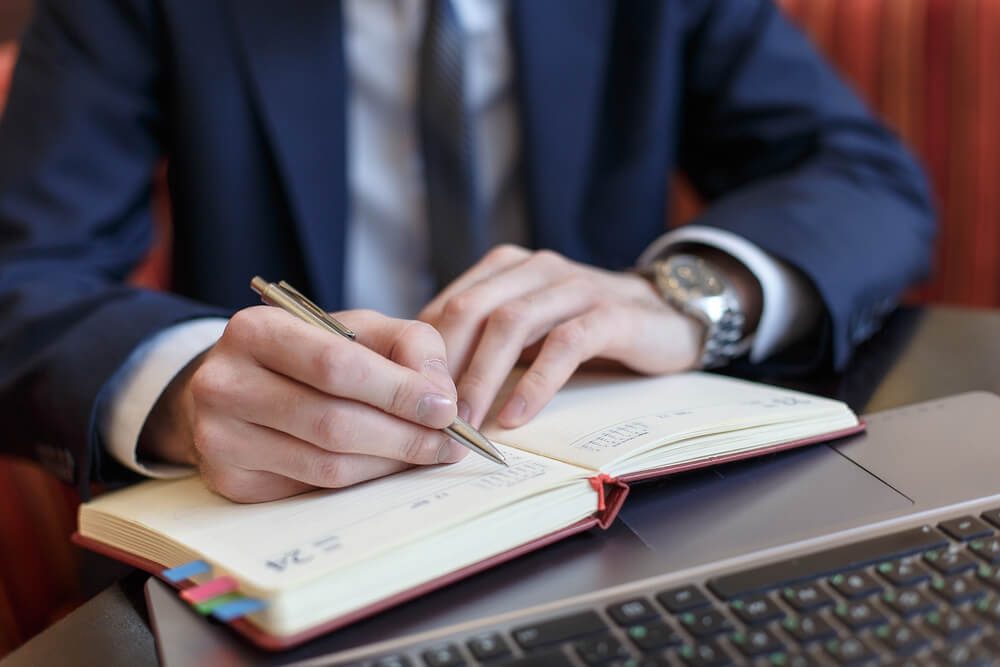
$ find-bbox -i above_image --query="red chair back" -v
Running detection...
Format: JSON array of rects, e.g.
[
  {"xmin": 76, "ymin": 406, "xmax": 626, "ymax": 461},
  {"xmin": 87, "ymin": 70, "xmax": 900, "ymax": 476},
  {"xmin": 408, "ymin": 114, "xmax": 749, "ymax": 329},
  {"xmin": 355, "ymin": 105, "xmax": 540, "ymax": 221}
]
[{"xmin": 675, "ymin": 0, "xmax": 1000, "ymax": 307}]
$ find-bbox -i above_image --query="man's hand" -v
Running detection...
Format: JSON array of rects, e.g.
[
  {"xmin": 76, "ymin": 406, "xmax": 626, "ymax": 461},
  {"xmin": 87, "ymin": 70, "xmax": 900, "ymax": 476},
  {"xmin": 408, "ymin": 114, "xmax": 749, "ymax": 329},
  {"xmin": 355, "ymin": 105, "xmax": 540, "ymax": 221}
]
[
  {"xmin": 418, "ymin": 245, "xmax": 706, "ymax": 429},
  {"xmin": 139, "ymin": 308, "xmax": 467, "ymax": 502}
]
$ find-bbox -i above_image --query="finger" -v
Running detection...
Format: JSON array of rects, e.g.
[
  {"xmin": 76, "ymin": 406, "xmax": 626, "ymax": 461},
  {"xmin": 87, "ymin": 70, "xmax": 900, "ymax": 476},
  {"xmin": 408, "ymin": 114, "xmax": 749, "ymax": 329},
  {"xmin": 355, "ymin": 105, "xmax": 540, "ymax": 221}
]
[
  {"xmin": 430, "ymin": 250, "xmax": 578, "ymax": 377},
  {"xmin": 322, "ymin": 311, "xmax": 457, "ymax": 396},
  {"xmin": 199, "ymin": 460, "xmax": 313, "ymax": 503},
  {"xmin": 220, "ymin": 307, "xmax": 456, "ymax": 428},
  {"xmin": 210, "ymin": 418, "xmax": 415, "ymax": 488},
  {"xmin": 203, "ymin": 363, "xmax": 466, "ymax": 464},
  {"xmin": 456, "ymin": 277, "xmax": 599, "ymax": 426},
  {"xmin": 498, "ymin": 307, "xmax": 620, "ymax": 427},
  {"xmin": 418, "ymin": 244, "xmax": 532, "ymax": 322}
]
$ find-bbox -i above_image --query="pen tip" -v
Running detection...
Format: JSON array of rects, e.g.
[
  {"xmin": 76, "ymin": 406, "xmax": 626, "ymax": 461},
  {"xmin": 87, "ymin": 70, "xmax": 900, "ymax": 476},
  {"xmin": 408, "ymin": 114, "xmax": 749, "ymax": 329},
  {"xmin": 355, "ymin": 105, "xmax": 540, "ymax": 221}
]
[
  {"xmin": 490, "ymin": 447, "xmax": 509, "ymax": 467},
  {"xmin": 446, "ymin": 418, "xmax": 508, "ymax": 466}
]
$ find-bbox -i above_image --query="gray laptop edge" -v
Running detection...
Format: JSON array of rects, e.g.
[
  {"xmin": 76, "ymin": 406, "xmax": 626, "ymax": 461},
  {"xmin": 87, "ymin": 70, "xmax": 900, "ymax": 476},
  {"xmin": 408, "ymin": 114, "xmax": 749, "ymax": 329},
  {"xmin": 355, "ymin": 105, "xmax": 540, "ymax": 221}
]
[{"xmin": 148, "ymin": 392, "xmax": 1000, "ymax": 666}]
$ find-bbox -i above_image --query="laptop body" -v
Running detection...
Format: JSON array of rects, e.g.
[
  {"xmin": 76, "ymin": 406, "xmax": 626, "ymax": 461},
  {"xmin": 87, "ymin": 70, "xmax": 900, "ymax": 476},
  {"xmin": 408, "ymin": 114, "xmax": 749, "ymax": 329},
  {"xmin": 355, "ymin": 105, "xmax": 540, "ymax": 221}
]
[{"xmin": 148, "ymin": 391, "xmax": 1000, "ymax": 666}]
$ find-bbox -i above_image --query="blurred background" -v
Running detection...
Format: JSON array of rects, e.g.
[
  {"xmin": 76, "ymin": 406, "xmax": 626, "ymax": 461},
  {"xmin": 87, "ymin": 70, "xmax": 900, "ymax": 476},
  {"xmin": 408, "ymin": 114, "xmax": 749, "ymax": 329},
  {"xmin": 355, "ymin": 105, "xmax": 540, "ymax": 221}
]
[
  {"xmin": 0, "ymin": 1, "xmax": 29, "ymax": 42},
  {"xmin": 0, "ymin": 0, "xmax": 998, "ymax": 658}
]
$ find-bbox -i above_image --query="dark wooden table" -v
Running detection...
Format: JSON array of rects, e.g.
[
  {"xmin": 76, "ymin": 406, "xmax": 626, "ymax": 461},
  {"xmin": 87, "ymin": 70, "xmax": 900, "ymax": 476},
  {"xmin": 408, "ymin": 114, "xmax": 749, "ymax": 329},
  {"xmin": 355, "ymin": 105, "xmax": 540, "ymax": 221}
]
[{"xmin": 5, "ymin": 305, "xmax": 1000, "ymax": 667}]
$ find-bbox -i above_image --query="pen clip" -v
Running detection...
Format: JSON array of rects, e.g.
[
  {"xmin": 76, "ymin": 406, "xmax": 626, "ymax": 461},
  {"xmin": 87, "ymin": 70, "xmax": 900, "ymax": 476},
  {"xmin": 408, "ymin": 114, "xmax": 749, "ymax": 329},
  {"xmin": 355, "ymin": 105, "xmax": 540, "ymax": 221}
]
[{"xmin": 276, "ymin": 281, "xmax": 357, "ymax": 340}]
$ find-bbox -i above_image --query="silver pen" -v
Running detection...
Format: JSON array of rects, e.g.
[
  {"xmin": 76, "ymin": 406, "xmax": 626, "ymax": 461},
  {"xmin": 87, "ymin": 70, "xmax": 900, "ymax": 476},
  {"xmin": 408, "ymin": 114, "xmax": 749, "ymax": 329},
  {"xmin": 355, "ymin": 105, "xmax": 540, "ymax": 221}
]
[{"xmin": 250, "ymin": 276, "xmax": 508, "ymax": 467}]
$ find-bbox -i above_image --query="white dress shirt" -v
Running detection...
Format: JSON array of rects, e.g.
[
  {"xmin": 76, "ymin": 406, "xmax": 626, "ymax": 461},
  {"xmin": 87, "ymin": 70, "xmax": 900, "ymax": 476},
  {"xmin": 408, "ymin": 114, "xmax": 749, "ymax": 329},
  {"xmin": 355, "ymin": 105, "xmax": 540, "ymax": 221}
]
[{"xmin": 100, "ymin": 0, "xmax": 818, "ymax": 477}]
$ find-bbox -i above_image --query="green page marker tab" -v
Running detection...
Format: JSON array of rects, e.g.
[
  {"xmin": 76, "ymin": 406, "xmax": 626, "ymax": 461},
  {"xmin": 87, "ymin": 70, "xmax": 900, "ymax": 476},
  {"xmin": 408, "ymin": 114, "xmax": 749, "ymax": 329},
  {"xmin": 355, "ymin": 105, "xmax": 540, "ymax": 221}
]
[{"xmin": 194, "ymin": 593, "xmax": 242, "ymax": 615}]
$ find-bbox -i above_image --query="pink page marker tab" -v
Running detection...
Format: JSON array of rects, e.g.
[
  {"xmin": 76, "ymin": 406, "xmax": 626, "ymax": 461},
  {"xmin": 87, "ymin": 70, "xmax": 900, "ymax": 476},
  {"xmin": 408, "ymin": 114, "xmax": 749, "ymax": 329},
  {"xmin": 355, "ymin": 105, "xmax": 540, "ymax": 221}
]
[{"xmin": 180, "ymin": 576, "xmax": 239, "ymax": 604}]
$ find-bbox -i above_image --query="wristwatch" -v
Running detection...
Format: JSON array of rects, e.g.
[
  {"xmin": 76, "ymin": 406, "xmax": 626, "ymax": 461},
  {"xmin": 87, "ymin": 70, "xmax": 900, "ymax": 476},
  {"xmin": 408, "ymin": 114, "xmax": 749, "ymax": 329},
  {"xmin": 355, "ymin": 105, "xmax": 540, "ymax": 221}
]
[{"xmin": 639, "ymin": 254, "xmax": 752, "ymax": 369}]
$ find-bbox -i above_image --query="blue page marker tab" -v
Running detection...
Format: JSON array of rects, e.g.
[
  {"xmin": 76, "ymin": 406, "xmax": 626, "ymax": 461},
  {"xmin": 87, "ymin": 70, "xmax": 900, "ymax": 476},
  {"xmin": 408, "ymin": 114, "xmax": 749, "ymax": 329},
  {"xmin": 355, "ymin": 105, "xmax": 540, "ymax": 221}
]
[
  {"xmin": 211, "ymin": 597, "xmax": 267, "ymax": 622},
  {"xmin": 162, "ymin": 560, "xmax": 211, "ymax": 583}
]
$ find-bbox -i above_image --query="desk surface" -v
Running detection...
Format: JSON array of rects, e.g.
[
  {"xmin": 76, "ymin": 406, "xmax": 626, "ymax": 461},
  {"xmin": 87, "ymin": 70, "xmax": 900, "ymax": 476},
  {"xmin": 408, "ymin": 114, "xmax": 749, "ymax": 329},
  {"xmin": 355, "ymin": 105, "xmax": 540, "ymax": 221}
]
[{"xmin": 5, "ymin": 305, "xmax": 1000, "ymax": 667}]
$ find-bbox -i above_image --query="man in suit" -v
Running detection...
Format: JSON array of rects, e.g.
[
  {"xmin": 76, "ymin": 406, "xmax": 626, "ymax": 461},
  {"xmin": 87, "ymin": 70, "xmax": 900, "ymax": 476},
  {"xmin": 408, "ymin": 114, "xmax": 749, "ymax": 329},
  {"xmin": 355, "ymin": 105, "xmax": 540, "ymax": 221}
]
[{"xmin": 0, "ymin": 0, "xmax": 934, "ymax": 502}]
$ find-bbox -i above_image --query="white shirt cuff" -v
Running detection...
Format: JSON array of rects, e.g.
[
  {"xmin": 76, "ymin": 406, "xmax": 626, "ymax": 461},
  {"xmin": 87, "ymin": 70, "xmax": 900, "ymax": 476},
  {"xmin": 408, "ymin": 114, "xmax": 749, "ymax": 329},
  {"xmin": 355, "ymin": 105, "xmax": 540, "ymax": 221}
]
[
  {"xmin": 638, "ymin": 225, "xmax": 821, "ymax": 363},
  {"xmin": 99, "ymin": 318, "xmax": 228, "ymax": 478}
]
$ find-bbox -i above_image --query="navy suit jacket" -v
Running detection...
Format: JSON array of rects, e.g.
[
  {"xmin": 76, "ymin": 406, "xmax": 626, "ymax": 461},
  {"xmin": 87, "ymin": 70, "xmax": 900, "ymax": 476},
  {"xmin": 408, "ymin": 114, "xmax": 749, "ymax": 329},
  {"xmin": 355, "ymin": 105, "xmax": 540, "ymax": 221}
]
[{"xmin": 0, "ymin": 0, "xmax": 934, "ymax": 494}]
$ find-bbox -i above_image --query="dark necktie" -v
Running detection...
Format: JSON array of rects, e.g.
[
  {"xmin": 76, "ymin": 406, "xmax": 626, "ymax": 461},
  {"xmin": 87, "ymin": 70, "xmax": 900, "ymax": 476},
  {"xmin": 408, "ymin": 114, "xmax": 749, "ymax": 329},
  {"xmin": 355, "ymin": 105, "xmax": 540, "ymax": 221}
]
[{"xmin": 418, "ymin": 0, "xmax": 484, "ymax": 289}]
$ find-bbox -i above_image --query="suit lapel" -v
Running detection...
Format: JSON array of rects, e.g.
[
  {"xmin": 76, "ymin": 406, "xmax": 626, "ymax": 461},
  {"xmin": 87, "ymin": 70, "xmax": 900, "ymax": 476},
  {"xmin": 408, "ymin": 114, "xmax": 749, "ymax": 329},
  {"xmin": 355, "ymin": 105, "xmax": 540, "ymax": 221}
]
[
  {"xmin": 226, "ymin": 0, "xmax": 347, "ymax": 308},
  {"xmin": 511, "ymin": 0, "xmax": 613, "ymax": 262},
  {"xmin": 224, "ymin": 0, "xmax": 614, "ymax": 302}
]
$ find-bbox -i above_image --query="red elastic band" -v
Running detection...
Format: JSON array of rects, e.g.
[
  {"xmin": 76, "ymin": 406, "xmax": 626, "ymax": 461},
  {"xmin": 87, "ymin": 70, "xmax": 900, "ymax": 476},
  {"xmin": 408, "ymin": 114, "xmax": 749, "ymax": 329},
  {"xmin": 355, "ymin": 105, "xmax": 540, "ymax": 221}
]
[{"xmin": 588, "ymin": 473, "xmax": 615, "ymax": 512}]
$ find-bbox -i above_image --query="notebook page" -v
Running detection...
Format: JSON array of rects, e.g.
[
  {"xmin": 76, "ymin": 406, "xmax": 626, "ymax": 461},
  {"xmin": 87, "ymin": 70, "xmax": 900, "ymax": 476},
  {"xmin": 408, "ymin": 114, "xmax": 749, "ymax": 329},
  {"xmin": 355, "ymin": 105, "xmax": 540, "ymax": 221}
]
[
  {"xmin": 484, "ymin": 372, "xmax": 855, "ymax": 471},
  {"xmin": 80, "ymin": 445, "xmax": 589, "ymax": 593}
]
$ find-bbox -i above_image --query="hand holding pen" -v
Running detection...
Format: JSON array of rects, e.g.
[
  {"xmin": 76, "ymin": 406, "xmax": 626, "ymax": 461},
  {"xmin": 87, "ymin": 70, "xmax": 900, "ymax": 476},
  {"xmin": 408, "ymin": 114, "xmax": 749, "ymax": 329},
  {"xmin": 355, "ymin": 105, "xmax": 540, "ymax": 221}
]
[
  {"xmin": 251, "ymin": 278, "xmax": 505, "ymax": 466},
  {"xmin": 140, "ymin": 278, "xmax": 502, "ymax": 504}
]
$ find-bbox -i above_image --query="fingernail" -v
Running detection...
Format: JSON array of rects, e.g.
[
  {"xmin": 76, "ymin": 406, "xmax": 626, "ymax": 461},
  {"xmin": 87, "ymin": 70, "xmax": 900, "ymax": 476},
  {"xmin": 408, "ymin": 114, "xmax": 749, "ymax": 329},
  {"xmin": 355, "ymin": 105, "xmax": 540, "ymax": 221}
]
[
  {"xmin": 423, "ymin": 358, "xmax": 455, "ymax": 393},
  {"xmin": 457, "ymin": 399, "xmax": 471, "ymax": 422},
  {"xmin": 436, "ymin": 440, "xmax": 465, "ymax": 463},
  {"xmin": 499, "ymin": 395, "xmax": 527, "ymax": 425},
  {"xmin": 416, "ymin": 394, "xmax": 455, "ymax": 427}
]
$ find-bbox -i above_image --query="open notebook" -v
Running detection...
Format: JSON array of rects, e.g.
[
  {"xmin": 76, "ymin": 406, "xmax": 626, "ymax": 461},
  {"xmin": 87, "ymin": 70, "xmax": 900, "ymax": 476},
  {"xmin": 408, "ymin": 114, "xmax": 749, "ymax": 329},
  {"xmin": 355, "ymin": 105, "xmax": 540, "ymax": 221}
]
[{"xmin": 75, "ymin": 372, "xmax": 863, "ymax": 649}]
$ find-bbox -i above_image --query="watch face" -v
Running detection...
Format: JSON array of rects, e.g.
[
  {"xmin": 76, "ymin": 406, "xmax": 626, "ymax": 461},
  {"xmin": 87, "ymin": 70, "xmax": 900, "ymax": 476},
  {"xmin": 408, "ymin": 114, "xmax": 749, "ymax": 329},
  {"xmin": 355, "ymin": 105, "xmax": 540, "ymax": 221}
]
[{"xmin": 667, "ymin": 256, "xmax": 725, "ymax": 299}]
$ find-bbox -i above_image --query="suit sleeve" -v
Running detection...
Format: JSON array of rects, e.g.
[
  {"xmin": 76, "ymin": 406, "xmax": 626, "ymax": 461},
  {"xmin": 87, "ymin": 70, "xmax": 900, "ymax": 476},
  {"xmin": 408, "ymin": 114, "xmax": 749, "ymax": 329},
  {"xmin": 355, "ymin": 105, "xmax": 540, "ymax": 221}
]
[
  {"xmin": 677, "ymin": 0, "xmax": 936, "ymax": 369},
  {"xmin": 0, "ymin": 0, "xmax": 225, "ymax": 496}
]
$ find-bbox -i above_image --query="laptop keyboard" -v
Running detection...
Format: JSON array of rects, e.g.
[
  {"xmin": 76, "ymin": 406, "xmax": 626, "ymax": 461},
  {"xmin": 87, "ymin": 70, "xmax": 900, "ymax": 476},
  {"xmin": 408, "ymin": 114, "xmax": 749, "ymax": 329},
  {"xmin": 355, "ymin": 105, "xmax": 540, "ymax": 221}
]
[{"xmin": 347, "ymin": 507, "xmax": 1000, "ymax": 667}]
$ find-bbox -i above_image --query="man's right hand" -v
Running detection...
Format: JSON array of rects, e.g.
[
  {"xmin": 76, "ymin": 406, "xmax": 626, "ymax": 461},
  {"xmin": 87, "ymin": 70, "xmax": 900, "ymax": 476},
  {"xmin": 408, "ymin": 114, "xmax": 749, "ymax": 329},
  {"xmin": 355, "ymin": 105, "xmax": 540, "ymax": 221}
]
[{"xmin": 138, "ymin": 307, "xmax": 466, "ymax": 502}]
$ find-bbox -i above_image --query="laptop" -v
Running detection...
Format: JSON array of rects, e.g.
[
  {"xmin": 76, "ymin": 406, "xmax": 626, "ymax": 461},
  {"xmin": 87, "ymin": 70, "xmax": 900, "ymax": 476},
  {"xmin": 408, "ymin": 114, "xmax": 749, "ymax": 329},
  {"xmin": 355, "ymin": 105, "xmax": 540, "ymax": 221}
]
[{"xmin": 147, "ymin": 391, "xmax": 1000, "ymax": 666}]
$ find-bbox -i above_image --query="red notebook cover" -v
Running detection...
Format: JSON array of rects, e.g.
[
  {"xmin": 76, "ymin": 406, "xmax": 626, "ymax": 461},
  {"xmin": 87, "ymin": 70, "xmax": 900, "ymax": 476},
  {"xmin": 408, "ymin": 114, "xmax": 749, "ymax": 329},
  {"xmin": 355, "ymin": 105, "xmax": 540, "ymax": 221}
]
[{"xmin": 73, "ymin": 420, "xmax": 864, "ymax": 651}]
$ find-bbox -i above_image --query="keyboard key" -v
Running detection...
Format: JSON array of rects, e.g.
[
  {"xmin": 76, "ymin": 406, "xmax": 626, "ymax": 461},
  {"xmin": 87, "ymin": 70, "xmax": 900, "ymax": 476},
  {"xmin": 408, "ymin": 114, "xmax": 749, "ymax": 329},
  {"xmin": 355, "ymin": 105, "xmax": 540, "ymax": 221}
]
[
  {"xmin": 729, "ymin": 596, "xmax": 783, "ymax": 625},
  {"xmin": 976, "ymin": 564, "xmax": 1000, "ymax": 589},
  {"xmin": 876, "ymin": 559, "xmax": 930, "ymax": 587},
  {"xmin": 968, "ymin": 537, "xmax": 1000, "ymax": 564},
  {"xmin": 981, "ymin": 507, "xmax": 1000, "ymax": 530},
  {"xmin": 924, "ymin": 549, "xmax": 978, "ymax": 575},
  {"xmin": 973, "ymin": 595, "xmax": 1000, "ymax": 623},
  {"xmin": 676, "ymin": 641, "xmax": 731, "ymax": 667},
  {"xmin": 615, "ymin": 658, "xmax": 670, "ymax": 667},
  {"xmin": 421, "ymin": 645, "xmax": 464, "ymax": 667},
  {"xmin": 939, "ymin": 516, "xmax": 994, "ymax": 541},
  {"xmin": 781, "ymin": 614, "xmax": 836, "ymax": 643},
  {"xmin": 884, "ymin": 659, "xmax": 933, "ymax": 667},
  {"xmin": 834, "ymin": 601, "xmax": 886, "ymax": 631},
  {"xmin": 981, "ymin": 634, "xmax": 1000, "ymax": 653},
  {"xmin": 679, "ymin": 609, "xmax": 732, "ymax": 637},
  {"xmin": 762, "ymin": 654, "xmax": 818, "ymax": 667},
  {"xmin": 924, "ymin": 609, "xmax": 982, "ymax": 641},
  {"xmin": 371, "ymin": 657, "xmax": 413, "ymax": 667},
  {"xmin": 625, "ymin": 621, "xmax": 682, "ymax": 652},
  {"xmin": 467, "ymin": 634, "xmax": 511, "ymax": 662},
  {"xmin": 729, "ymin": 628, "xmax": 783, "ymax": 657},
  {"xmin": 932, "ymin": 644, "xmax": 992, "ymax": 666},
  {"xmin": 607, "ymin": 599, "xmax": 658, "ymax": 626},
  {"xmin": 495, "ymin": 650, "xmax": 573, "ymax": 667},
  {"xmin": 511, "ymin": 611, "xmax": 606, "ymax": 650},
  {"xmin": 882, "ymin": 588, "xmax": 937, "ymax": 617},
  {"xmin": 824, "ymin": 638, "xmax": 875, "ymax": 665},
  {"xmin": 708, "ymin": 525, "xmax": 946, "ymax": 599},
  {"xmin": 574, "ymin": 634, "xmax": 630, "ymax": 665},
  {"xmin": 829, "ymin": 570, "xmax": 882, "ymax": 599},
  {"xmin": 781, "ymin": 583, "xmax": 834, "ymax": 611},
  {"xmin": 657, "ymin": 585, "xmax": 710, "ymax": 613},
  {"xmin": 873, "ymin": 624, "xmax": 930, "ymax": 656},
  {"xmin": 930, "ymin": 575, "xmax": 988, "ymax": 604}
]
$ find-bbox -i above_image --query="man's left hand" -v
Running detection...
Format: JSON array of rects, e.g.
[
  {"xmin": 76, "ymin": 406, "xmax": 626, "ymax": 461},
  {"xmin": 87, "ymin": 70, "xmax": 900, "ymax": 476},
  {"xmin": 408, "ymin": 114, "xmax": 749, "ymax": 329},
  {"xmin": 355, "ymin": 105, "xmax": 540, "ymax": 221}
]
[{"xmin": 418, "ymin": 245, "xmax": 703, "ymax": 429}]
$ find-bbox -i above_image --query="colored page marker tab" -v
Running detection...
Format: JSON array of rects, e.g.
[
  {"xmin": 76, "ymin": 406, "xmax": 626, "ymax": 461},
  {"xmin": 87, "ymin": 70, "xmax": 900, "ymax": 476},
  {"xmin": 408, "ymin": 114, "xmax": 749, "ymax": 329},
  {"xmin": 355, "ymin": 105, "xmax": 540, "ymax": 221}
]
[
  {"xmin": 194, "ymin": 593, "xmax": 242, "ymax": 616},
  {"xmin": 162, "ymin": 560, "xmax": 211, "ymax": 583},
  {"xmin": 180, "ymin": 576, "xmax": 238, "ymax": 604},
  {"xmin": 211, "ymin": 598, "xmax": 266, "ymax": 622}
]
